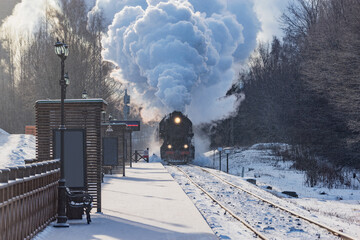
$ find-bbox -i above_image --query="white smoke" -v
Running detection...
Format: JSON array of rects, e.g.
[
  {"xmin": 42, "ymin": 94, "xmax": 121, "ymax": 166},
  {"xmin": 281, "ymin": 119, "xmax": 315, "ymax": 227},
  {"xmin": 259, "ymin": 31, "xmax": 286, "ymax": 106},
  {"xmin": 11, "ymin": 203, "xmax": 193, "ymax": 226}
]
[
  {"xmin": 1, "ymin": 0, "xmax": 98, "ymax": 43},
  {"xmin": 254, "ymin": 0, "xmax": 289, "ymax": 42},
  {"xmin": 87, "ymin": 0, "xmax": 147, "ymax": 27},
  {"xmin": 0, "ymin": 0, "xmax": 61, "ymax": 41},
  {"xmin": 90, "ymin": 0, "xmax": 260, "ymax": 124}
]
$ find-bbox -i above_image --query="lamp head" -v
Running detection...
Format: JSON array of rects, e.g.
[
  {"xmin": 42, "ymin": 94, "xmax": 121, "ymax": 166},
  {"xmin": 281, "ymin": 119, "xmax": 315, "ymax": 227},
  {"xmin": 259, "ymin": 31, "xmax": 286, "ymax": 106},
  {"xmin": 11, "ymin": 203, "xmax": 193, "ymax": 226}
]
[
  {"xmin": 54, "ymin": 38, "xmax": 69, "ymax": 59},
  {"xmin": 82, "ymin": 90, "xmax": 88, "ymax": 99},
  {"xmin": 106, "ymin": 124, "xmax": 113, "ymax": 133}
]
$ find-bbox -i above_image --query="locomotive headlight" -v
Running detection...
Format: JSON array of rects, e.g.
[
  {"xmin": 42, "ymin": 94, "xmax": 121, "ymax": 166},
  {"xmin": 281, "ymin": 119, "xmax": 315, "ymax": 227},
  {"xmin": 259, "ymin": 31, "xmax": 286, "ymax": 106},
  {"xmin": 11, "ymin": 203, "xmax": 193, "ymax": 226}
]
[
  {"xmin": 174, "ymin": 117, "xmax": 181, "ymax": 124},
  {"xmin": 184, "ymin": 144, "xmax": 188, "ymax": 149},
  {"xmin": 167, "ymin": 144, "xmax": 172, "ymax": 149}
]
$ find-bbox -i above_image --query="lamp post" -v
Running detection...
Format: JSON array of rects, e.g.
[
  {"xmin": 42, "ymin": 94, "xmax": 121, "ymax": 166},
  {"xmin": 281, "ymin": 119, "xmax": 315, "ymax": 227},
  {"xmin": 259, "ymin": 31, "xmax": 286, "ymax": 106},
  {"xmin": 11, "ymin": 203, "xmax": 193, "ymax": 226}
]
[
  {"xmin": 106, "ymin": 114, "xmax": 114, "ymax": 133},
  {"xmin": 54, "ymin": 39, "xmax": 69, "ymax": 228},
  {"xmin": 225, "ymin": 149, "xmax": 230, "ymax": 173},
  {"xmin": 218, "ymin": 147, "xmax": 223, "ymax": 171}
]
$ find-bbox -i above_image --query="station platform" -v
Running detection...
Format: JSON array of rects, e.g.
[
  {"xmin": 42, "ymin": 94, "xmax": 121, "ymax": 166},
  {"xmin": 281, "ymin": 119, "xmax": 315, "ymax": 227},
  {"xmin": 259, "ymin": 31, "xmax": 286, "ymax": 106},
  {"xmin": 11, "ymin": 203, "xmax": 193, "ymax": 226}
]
[{"xmin": 34, "ymin": 162, "xmax": 217, "ymax": 240}]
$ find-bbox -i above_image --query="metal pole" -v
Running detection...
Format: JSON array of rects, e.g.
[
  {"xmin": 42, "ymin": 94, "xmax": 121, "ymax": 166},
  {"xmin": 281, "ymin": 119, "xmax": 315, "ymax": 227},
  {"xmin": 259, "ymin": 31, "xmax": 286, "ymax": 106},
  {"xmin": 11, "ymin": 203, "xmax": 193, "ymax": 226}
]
[
  {"xmin": 123, "ymin": 128, "xmax": 126, "ymax": 177},
  {"xmin": 55, "ymin": 58, "xmax": 69, "ymax": 227},
  {"xmin": 213, "ymin": 150, "xmax": 215, "ymax": 169},
  {"xmin": 130, "ymin": 131, "xmax": 132, "ymax": 168},
  {"xmin": 226, "ymin": 153, "xmax": 229, "ymax": 173},
  {"xmin": 219, "ymin": 151, "xmax": 221, "ymax": 171}
]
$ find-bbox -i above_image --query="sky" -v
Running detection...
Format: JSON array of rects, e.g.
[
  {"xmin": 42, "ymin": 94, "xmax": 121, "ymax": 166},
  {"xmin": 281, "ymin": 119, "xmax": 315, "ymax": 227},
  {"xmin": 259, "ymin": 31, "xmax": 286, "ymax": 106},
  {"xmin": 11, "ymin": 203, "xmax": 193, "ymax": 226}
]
[{"xmin": 0, "ymin": 0, "xmax": 290, "ymax": 124}]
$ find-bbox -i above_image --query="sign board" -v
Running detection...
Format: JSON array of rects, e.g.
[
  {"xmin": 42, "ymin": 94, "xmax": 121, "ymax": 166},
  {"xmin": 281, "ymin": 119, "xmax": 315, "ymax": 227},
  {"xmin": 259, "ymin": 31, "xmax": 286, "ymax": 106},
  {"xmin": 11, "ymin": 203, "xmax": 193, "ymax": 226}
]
[
  {"xmin": 225, "ymin": 149, "xmax": 231, "ymax": 154},
  {"xmin": 103, "ymin": 137, "xmax": 118, "ymax": 166},
  {"xmin": 110, "ymin": 120, "xmax": 140, "ymax": 131},
  {"xmin": 218, "ymin": 147, "xmax": 223, "ymax": 152},
  {"xmin": 53, "ymin": 129, "xmax": 86, "ymax": 189}
]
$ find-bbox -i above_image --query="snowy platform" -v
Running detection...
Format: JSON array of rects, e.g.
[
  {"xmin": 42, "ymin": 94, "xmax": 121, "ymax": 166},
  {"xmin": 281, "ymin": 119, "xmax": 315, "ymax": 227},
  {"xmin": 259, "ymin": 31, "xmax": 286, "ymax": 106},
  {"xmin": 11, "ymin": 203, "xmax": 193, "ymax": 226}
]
[{"xmin": 35, "ymin": 162, "xmax": 217, "ymax": 240}]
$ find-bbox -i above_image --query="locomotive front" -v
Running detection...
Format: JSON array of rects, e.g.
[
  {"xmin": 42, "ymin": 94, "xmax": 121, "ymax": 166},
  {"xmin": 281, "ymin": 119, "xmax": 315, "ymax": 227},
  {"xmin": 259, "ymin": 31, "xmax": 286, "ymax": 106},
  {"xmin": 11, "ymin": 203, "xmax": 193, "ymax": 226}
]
[{"xmin": 159, "ymin": 111, "xmax": 195, "ymax": 164}]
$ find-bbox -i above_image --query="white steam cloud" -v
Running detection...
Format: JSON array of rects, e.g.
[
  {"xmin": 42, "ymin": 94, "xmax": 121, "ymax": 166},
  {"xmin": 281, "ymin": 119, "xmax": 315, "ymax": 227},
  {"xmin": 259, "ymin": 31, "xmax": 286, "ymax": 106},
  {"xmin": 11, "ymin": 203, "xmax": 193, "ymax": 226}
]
[
  {"xmin": 0, "ymin": 0, "xmax": 61, "ymax": 41},
  {"xmin": 2, "ymin": 0, "xmax": 261, "ymax": 125},
  {"xmin": 2, "ymin": 0, "xmax": 262, "ymax": 125},
  {"xmin": 90, "ymin": 0, "xmax": 260, "ymax": 124}
]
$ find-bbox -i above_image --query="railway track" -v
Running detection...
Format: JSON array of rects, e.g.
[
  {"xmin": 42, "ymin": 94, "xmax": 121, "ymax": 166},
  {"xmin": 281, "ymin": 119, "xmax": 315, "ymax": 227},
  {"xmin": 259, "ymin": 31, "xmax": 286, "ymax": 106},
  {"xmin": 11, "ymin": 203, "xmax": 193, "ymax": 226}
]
[{"xmin": 170, "ymin": 164, "xmax": 356, "ymax": 240}]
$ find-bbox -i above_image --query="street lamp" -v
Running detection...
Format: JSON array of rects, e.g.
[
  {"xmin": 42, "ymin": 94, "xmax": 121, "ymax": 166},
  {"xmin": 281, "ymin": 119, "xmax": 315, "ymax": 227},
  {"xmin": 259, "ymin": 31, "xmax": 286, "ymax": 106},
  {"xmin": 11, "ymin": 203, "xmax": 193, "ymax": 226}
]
[
  {"xmin": 106, "ymin": 114, "xmax": 113, "ymax": 133},
  {"xmin": 106, "ymin": 124, "xmax": 114, "ymax": 133},
  {"xmin": 54, "ymin": 38, "xmax": 69, "ymax": 228},
  {"xmin": 82, "ymin": 89, "xmax": 88, "ymax": 99}
]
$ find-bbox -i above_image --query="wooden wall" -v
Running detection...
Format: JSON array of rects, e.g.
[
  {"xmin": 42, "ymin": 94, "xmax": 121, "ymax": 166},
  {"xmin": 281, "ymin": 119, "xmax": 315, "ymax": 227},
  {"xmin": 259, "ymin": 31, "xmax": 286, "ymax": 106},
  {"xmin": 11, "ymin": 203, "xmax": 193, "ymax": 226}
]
[
  {"xmin": 35, "ymin": 99, "xmax": 107, "ymax": 212},
  {"xmin": 101, "ymin": 123, "xmax": 132, "ymax": 166}
]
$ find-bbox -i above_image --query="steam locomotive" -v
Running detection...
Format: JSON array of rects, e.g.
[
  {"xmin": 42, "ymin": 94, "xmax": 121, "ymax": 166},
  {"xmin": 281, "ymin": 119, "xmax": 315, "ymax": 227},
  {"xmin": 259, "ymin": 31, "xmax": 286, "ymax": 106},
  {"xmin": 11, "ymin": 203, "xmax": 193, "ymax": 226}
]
[{"xmin": 159, "ymin": 111, "xmax": 195, "ymax": 164}]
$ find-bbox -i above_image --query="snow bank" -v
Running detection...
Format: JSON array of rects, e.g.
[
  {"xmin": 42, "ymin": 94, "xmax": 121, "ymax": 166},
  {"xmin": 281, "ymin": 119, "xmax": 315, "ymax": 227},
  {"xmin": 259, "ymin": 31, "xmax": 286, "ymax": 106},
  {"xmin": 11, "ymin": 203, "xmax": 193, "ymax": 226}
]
[
  {"xmin": 149, "ymin": 153, "xmax": 164, "ymax": 163},
  {"xmin": 0, "ymin": 128, "xmax": 9, "ymax": 135},
  {"xmin": 0, "ymin": 133, "xmax": 36, "ymax": 168},
  {"xmin": 187, "ymin": 142, "xmax": 360, "ymax": 238},
  {"xmin": 198, "ymin": 143, "xmax": 360, "ymax": 201}
]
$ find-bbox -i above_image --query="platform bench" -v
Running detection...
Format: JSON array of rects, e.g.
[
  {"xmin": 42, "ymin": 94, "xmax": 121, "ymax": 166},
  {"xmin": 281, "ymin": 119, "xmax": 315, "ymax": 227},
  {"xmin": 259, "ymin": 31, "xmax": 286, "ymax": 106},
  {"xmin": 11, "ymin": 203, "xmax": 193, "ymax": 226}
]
[{"xmin": 66, "ymin": 187, "xmax": 93, "ymax": 224}]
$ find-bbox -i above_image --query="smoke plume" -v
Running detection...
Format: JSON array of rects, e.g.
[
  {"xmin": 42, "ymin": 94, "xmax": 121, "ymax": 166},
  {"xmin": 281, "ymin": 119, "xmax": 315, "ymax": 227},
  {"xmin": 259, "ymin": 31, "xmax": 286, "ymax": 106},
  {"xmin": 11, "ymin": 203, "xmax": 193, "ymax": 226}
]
[
  {"xmin": 89, "ymin": 0, "xmax": 260, "ymax": 124},
  {"xmin": 0, "ymin": 0, "xmax": 60, "ymax": 41}
]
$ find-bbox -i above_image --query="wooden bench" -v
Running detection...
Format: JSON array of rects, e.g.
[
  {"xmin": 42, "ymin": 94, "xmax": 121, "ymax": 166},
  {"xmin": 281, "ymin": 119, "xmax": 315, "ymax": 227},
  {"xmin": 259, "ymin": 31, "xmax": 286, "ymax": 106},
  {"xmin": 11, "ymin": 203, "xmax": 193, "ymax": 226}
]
[{"xmin": 66, "ymin": 187, "xmax": 93, "ymax": 224}]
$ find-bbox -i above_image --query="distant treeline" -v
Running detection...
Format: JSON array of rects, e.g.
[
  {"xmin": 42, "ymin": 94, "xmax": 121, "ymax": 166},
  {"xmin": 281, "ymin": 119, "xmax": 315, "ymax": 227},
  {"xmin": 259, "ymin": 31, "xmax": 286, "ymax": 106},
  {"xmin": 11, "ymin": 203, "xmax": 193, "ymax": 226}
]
[
  {"xmin": 0, "ymin": 0, "xmax": 122, "ymax": 133},
  {"xmin": 207, "ymin": 0, "xmax": 360, "ymax": 173}
]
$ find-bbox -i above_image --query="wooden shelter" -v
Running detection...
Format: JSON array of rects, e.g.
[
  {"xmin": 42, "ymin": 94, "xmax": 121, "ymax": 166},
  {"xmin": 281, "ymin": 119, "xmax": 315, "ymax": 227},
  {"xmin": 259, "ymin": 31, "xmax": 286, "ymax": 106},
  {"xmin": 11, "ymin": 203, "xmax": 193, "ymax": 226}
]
[
  {"xmin": 35, "ymin": 99, "xmax": 107, "ymax": 212},
  {"xmin": 101, "ymin": 122, "xmax": 132, "ymax": 173}
]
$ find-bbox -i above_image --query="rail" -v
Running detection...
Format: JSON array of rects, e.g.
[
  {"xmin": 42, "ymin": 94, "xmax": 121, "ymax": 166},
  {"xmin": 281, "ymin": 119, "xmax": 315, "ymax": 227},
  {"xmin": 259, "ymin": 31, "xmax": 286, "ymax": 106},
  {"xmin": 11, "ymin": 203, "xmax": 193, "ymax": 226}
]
[
  {"xmin": 0, "ymin": 159, "xmax": 60, "ymax": 239},
  {"xmin": 191, "ymin": 164, "xmax": 356, "ymax": 240},
  {"xmin": 173, "ymin": 165, "xmax": 269, "ymax": 240}
]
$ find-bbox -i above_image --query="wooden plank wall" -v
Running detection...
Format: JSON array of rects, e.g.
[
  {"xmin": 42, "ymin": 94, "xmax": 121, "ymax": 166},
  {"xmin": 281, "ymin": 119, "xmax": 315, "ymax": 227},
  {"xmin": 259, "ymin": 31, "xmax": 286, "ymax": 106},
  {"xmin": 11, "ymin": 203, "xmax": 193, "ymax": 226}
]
[
  {"xmin": 102, "ymin": 124, "xmax": 132, "ymax": 167},
  {"xmin": 36, "ymin": 100, "xmax": 107, "ymax": 212}
]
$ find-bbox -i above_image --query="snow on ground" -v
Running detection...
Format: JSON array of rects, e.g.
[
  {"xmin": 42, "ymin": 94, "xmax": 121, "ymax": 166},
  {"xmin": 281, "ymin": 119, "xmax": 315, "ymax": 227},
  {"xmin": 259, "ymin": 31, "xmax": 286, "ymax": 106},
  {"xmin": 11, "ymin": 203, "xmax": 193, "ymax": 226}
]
[
  {"xmin": 35, "ymin": 163, "xmax": 217, "ymax": 240},
  {"xmin": 1, "ymin": 129, "xmax": 359, "ymax": 239},
  {"xmin": 175, "ymin": 143, "xmax": 360, "ymax": 239},
  {"xmin": 0, "ymin": 128, "xmax": 36, "ymax": 168},
  {"xmin": 167, "ymin": 165, "xmax": 350, "ymax": 239},
  {"xmin": 166, "ymin": 166, "xmax": 257, "ymax": 239}
]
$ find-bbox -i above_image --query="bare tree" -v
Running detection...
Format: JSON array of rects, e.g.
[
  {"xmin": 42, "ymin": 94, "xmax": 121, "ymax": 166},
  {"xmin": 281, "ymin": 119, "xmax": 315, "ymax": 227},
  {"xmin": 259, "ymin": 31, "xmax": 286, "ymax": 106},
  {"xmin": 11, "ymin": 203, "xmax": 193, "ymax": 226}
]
[{"xmin": 0, "ymin": 0, "xmax": 122, "ymax": 133}]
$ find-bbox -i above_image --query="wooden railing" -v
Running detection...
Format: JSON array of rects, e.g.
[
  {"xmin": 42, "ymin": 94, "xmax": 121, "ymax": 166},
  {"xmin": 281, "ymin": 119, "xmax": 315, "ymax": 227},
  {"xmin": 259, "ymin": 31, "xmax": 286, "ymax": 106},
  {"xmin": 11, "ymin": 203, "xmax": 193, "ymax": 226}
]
[{"xmin": 0, "ymin": 159, "xmax": 60, "ymax": 240}]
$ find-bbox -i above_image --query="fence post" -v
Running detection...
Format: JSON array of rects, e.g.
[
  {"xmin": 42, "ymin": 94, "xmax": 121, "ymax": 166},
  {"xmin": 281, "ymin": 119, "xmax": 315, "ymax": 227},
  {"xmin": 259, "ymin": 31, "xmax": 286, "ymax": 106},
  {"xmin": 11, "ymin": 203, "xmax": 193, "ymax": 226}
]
[
  {"xmin": 8, "ymin": 167, "xmax": 18, "ymax": 180},
  {"xmin": 0, "ymin": 169, "xmax": 9, "ymax": 183},
  {"xmin": 24, "ymin": 165, "xmax": 31, "ymax": 177},
  {"xmin": 17, "ymin": 166, "xmax": 25, "ymax": 179},
  {"xmin": 34, "ymin": 163, "xmax": 42, "ymax": 175},
  {"xmin": 29, "ymin": 165, "xmax": 36, "ymax": 176}
]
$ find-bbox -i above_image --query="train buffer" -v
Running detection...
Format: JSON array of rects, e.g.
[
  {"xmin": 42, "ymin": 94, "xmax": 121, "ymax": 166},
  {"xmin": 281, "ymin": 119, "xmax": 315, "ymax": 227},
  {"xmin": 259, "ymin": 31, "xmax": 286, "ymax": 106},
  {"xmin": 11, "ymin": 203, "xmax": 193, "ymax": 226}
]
[{"xmin": 35, "ymin": 162, "xmax": 217, "ymax": 240}]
